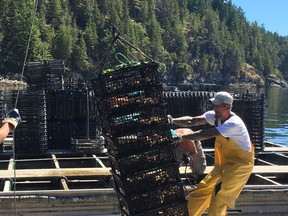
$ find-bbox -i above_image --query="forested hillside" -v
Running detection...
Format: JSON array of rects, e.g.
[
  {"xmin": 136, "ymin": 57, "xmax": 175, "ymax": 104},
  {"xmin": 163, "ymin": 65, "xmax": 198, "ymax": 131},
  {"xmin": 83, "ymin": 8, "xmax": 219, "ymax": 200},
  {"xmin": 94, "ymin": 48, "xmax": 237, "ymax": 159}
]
[{"xmin": 0, "ymin": 0, "xmax": 288, "ymax": 85}]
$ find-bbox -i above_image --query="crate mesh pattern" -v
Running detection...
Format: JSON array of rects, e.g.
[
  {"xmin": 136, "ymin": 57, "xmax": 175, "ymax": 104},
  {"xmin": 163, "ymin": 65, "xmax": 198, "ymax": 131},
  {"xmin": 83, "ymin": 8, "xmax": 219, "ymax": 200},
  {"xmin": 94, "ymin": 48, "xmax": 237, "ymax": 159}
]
[
  {"xmin": 25, "ymin": 60, "xmax": 64, "ymax": 90},
  {"xmin": 92, "ymin": 62, "xmax": 188, "ymax": 215},
  {"xmin": 12, "ymin": 90, "xmax": 48, "ymax": 154}
]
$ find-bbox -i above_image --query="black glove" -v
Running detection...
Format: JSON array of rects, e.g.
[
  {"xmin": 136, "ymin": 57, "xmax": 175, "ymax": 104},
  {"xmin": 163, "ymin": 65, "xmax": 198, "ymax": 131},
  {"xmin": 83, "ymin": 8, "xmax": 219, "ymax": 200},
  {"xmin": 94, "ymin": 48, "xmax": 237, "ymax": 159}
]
[
  {"xmin": 3, "ymin": 108, "xmax": 21, "ymax": 130},
  {"xmin": 167, "ymin": 114, "xmax": 174, "ymax": 124}
]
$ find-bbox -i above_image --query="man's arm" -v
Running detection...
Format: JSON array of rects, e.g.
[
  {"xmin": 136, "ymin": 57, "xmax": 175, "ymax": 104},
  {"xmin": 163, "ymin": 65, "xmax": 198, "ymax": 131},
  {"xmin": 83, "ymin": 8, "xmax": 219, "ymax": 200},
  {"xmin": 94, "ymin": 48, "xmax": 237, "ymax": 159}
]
[
  {"xmin": 171, "ymin": 115, "xmax": 208, "ymax": 128},
  {"xmin": 0, "ymin": 122, "xmax": 11, "ymax": 143},
  {"xmin": 180, "ymin": 127, "xmax": 220, "ymax": 141}
]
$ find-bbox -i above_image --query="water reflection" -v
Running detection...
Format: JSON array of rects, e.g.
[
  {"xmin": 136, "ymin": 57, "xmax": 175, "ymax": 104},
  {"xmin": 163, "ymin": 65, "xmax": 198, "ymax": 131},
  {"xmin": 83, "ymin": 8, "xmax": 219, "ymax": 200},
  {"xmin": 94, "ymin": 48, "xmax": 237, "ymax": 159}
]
[{"xmin": 264, "ymin": 87, "xmax": 288, "ymax": 146}]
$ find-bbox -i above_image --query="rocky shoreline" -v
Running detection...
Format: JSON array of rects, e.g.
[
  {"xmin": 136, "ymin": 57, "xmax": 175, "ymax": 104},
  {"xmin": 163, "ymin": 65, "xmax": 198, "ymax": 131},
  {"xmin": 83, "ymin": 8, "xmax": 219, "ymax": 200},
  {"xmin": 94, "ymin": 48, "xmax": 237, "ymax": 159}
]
[
  {"xmin": 0, "ymin": 78, "xmax": 27, "ymax": 88},
  {"xmin": 0, "ymin": 74, "xmax": 286, "ymax": 90}
]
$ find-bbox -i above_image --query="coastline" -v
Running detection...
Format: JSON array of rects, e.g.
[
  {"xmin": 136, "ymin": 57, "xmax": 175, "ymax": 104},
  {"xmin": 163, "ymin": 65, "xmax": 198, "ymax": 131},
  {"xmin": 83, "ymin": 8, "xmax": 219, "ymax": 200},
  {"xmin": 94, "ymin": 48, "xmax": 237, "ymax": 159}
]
[{"xmin": 0, "ymin": 79, "xmax": 27, "ymax": 88}]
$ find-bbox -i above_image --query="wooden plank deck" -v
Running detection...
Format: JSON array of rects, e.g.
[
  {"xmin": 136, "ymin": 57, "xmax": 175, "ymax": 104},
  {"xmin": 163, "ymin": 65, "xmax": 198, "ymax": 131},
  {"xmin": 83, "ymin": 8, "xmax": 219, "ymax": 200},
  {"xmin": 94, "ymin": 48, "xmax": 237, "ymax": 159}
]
[
  {"xmin": 1, "ymin": 167, "xmax": 111, "ymax": 179},
  {"xmin": 264, "ymin": 147, "xmax": 288, "ymax": 152},
  {"xmin": 1, "ymin": 165, "xmax": 288, "ymax": 179},
  {"xmin": 205, "ymin": 147, "xmax": 288, "ymax": 152},
  {"xmin": 180, "ymin": 165, "xmax": 288, "ymax": 174}
]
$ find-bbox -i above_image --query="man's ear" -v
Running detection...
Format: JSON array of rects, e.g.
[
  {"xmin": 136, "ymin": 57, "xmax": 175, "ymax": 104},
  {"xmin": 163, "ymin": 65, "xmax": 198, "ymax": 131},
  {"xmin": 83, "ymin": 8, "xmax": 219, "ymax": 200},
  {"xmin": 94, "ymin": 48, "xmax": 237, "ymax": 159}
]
[{"xmin": 225, "ymin": 104, "xmax": 231, "ymax": 110}]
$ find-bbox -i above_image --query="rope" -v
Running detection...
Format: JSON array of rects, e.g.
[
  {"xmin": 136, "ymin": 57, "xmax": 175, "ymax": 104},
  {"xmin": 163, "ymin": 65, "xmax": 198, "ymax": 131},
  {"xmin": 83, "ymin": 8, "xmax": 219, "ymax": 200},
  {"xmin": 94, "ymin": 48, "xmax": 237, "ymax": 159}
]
[
  {"xmin": 12, "ymin": 0, "xmax": 39, "ymax": 215},
  {"xmin": 92, "ymin": 33, "xmax": 159, "ymax": 78},
  {"xmin": 92, "ymin": 34, "xmax": 119, "ymax": 78},
  {"xmin": 116, "ymin": 39, "xmax": 139, "ymax": 62},
  {"xmin": 115, "ymin": 52, "xmax": 132, "ymax": 65},
  {"xmin": 117, "ymin": 35, "xmax": 154, "ymax": 61},
  {"xmin": 116, "ymin": 36, "xmax": 167, "ymax": 76}
]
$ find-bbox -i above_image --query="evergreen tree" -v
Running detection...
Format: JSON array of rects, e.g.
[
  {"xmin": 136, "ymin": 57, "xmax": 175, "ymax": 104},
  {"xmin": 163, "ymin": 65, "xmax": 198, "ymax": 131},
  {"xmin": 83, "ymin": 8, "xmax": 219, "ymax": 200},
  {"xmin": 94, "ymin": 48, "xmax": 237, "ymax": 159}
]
[
  {"xmin": 51, "ymin": 24, "xmax": 73, "ymax": 63},
  {"xmin": 146, "ymin": 0, "xmax": 162, "ymax": 59},
  {"xmin": 0, "ymin": 0, "xmax": 288, "ymax": 82},
  {"xmin": 128, "ymin": 0, "xmax": 142, "ymax": 21},
  {"xmin": 71, "ymin": 35, "xmax": 90, "ymax": 73},
  {"xmin": 84, "ymin": 20, "xmax": 98, "ymax": 63},
  {"xmin": 29, "ymin": 18, "xmax": 51, "ymax": 61},
  {"xmin": 46, "ymin": 0, "xmax": 62, "ymax": 29},
  {"xmin": 1, "ymin": 0, "xmax": 36, "ymax": 73}
]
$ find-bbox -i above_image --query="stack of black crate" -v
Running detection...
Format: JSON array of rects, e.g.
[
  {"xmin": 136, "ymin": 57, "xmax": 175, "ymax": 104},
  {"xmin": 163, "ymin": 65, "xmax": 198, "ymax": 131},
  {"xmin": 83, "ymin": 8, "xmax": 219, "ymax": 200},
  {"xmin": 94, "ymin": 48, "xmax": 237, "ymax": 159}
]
[
  {"xmin": 91, "ymin": 62, "xmax": 188, "ymax": 216},
  {"xmin": 25, "ymin": 60, "xmax": 64, "ymax": 91},
  {"xmin": 12, "ymin": 90, "xmax": 48, "ymax": 155},
  {"xmin": 0, "ymin": 91, "xmax": 5, "ymax": 122},
  {"xmin": 24, "ymin": 60, "xmax": 99, "ymax": 152},
  {"xmin": 232, "ymin": 93, "xmax": 265, "ymax": 151},
  {"xmin": 46, "ymin": 89, "xmax": 98, "ymax": 150},
  {"xmin": 0, "ymin": 91, "xmax": 6, "ymax": 152},
  {"xmin": 12, "ymin": 60, "xmax": 65, "ymax": 155}
]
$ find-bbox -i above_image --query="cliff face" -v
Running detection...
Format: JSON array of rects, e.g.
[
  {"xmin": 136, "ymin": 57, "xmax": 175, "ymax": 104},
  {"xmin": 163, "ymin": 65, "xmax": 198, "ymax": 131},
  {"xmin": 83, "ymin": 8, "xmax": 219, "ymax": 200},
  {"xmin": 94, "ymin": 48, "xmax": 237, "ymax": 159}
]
[
  {"xmin": 267, "ymin": 75, "xmax": 288, "ymax": 88},
  {"xmin": 239, "ymin": 64, "xmax": 263, "ymax": 83},
  {"xmin": 239, "ymin": 64, "xmax": 288, "ymax": 88}
]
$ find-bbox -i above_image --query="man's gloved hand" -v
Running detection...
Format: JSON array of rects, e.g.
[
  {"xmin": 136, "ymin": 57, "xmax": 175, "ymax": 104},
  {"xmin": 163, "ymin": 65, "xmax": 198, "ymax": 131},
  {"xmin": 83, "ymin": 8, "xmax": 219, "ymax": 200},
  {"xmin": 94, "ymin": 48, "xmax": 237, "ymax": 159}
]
[
  {"xmin": 3, "ymin": 108, "xmax": 21, "ymax": 130},
  {"xmin": 170, "ymin": 129, "xmax": 183, "ymax": 142},
  {"xmin": 167, "ymin": 114, "xmax": 174, "ymax": 124}
]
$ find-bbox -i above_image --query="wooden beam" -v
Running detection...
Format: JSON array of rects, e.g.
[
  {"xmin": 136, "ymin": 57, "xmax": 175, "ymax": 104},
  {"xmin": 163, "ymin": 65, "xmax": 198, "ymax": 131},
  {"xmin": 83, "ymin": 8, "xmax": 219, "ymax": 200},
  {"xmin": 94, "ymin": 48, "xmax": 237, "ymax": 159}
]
[
  {"xmin": 1, "ymin": 168, "xmax": 111, "ymax": 179},
  {"xmin": 1, "ymin": 165, "xmax": 288, "ymax": 180},
  {"xmin": 3, "ymin": 158, "xmax": 14, "ymax": 192},
  {"xmin": 52, "ymin": 154, "xmax": 69, "ymax": 190},
  {"xmin": 179, "ymin": 165, "xmax": 288, "ymax": 175},
  {"xmin": 254, "ymin": 174, "xmax": 283, "ymax": 185},
  {"xmin": 92, "ymin": 154, "xmax": 107, "ymax": 168},
  {"xmin": 264, "ymin": 147, "xmax": 288, "ymax": 152},
  {"xmin": 256, "ymin": 158, "xmax": 276, "ymax": 166}
]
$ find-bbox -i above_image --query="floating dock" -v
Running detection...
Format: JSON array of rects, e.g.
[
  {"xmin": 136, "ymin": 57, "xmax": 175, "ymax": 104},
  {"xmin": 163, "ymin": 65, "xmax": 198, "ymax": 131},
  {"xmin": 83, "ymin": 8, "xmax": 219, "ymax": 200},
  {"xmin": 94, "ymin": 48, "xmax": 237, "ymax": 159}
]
[{"xmin": 0, "ymin": 141, "xmax": 288, "ymax": 215}]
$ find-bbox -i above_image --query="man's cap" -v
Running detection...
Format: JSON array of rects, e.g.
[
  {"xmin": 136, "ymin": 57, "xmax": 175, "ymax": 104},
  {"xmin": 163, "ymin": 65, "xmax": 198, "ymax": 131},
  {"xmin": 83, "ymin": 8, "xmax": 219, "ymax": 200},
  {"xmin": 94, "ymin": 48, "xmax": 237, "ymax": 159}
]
[{"xmin": 209, "ymin": 91, "xmax": 233, "ymax": 105}]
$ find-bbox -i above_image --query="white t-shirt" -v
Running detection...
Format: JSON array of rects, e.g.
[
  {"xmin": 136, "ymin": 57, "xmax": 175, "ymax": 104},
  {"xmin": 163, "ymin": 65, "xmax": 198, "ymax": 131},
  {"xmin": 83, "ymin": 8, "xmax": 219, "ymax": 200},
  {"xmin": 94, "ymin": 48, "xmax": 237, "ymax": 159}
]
[{"xmin": 203, "ymin": 110, "xmax": 252, "ymax": 151}]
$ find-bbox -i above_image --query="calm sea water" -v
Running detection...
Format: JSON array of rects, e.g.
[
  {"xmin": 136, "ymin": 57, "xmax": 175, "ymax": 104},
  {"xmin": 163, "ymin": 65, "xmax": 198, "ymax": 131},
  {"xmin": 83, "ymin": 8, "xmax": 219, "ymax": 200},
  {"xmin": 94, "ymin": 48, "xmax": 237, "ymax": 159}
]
[{"xmin": 264, "ymin": 87, "xmax": 288, "ymax": 147}]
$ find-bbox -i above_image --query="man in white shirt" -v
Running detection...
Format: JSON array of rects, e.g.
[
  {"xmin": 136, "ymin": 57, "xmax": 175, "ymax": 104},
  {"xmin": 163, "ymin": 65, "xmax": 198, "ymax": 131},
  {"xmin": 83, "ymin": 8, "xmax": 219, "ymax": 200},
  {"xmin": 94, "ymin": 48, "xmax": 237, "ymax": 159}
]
[{"xmin": 169, "ymin": 91, "xmax": 254, "ymax": 216}]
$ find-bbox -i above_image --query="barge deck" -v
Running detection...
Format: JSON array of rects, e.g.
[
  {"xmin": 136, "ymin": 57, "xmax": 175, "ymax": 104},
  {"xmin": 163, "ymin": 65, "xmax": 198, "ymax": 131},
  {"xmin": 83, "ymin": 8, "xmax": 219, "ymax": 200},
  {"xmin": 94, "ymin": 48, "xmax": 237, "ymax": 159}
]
[{"xmin": 0, "ymin": 141, "xmax": 288, "ymax": 215}]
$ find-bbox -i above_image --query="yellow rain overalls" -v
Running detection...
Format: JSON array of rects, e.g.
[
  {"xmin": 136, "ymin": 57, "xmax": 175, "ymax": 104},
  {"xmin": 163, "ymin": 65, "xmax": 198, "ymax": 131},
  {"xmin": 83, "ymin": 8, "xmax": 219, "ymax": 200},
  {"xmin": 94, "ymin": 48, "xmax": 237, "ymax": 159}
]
[{"xmin": 187, "ymin": 134, "xmax": 254, "ymax": 216}]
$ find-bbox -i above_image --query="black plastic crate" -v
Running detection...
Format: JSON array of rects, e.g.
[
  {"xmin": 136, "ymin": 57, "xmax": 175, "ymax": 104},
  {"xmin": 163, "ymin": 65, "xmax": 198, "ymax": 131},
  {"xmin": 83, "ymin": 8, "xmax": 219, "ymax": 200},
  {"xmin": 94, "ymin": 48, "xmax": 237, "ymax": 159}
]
[
  {"xmin": 117, "ymin": 183, "xmax": 185, "ymax": 215},
  {"xmin": 47, "ymin": 121, "xmax": 74, "ymax": 149},
  {"xmin": 14, "ymin": 135, "xmax": 48, "ymax": 154},
  {"xmin": 26, "ymin": 60, "xmax": 64, "ymax": 90},
  {"xmin": 104, "ymin": 124, "xmax": 172, "ymax": 156},
  {"xmin": 91, "ymin": 62, "xmax": 160, "ymax": 97},
  {"xmin": 109, "ymin": 145, "xmax": 176, "ymax": 176},
  {"xmin": 120, "ymin": 202, "xmax": 188, "ymax": 216},
  {"xmin": 97, "ymin": 85, "xmax": 164, "ymax": 116},
  {"xmin": 112, "ymin": 163, "xmax": 181, "ymax": 197},
  {"xmin": 12, "ymin": 90, "xmax": 48, "ymax": 154},
  {"xmin": 71, "ymin": 138, "xmax": 99, "ymax": 153},
  {"xmin": 101, "ymin": 105, "xmax": 167, "ymax": 137},
  {"xmin": 46, "ymin": 89, "xmax": 97, "ymax": 121}
]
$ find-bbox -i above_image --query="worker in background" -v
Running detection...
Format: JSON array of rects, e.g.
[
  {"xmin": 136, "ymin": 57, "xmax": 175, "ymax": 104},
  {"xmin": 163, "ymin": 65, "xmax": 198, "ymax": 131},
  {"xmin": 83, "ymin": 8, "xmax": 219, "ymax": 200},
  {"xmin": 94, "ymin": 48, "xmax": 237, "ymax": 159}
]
[
  {"xmin": 169, "ymin": 91, "xmax": 254, "ymax": 216},
  {"xmin": 173, "ymin": 128, "xmax": 206, "ymax": 178},
  {"xmin": 0, "ymin": 108, "xmax": 21, "ymax": 143}
]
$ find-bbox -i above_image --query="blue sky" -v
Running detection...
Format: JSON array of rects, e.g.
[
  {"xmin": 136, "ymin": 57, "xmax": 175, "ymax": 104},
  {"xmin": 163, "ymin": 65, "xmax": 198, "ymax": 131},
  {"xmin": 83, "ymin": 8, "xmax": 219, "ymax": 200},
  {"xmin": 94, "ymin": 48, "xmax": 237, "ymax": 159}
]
[{"xmin": 232, "ymin": 0, "xmax": 288, "ymax": 36}]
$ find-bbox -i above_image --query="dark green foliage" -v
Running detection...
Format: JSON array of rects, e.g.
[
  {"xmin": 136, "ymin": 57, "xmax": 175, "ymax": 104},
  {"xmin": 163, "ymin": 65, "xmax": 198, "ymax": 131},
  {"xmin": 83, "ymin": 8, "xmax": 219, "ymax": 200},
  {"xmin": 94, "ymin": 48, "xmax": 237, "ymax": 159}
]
[{"xmin": 0, "ymin": 0, "xmax": 287, "ymax": 84}]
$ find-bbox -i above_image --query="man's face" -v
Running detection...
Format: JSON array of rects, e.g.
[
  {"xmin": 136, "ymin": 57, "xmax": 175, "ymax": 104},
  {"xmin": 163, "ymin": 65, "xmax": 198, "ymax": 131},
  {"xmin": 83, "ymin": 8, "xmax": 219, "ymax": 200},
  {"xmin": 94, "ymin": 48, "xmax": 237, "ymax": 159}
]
[{"xmin": 212, "ymin": 103, "xmax": 230, "ymax": 118}]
